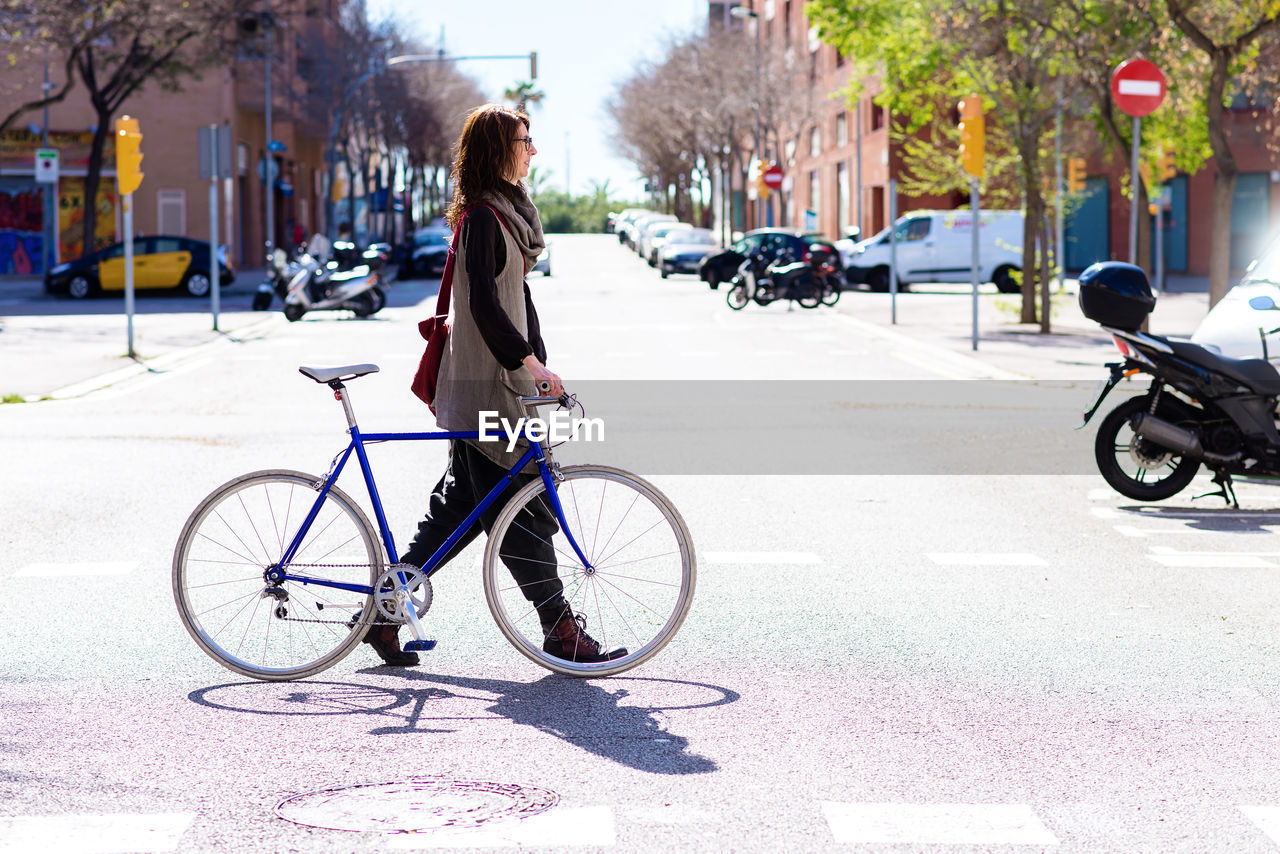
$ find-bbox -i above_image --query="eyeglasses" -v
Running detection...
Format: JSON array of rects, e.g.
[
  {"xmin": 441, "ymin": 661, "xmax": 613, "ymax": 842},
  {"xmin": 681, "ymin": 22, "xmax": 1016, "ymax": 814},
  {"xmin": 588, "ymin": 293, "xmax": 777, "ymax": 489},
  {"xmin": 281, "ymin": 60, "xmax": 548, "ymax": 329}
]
[{"xmin": 514, "ymin": 136, "xmax": 534, "ymax": 151}]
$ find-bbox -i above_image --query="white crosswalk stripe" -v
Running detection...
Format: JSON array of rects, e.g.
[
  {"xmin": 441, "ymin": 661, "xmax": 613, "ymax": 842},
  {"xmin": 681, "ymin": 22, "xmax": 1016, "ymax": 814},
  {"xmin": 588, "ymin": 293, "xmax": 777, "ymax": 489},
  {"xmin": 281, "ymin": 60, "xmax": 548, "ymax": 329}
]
[
  {"xmin": 0, "ymin": 813, "xmax": 195, "ymax": 853},
  {"xmin": 821, "ymin": 802, "xmax": 1058, "ymax": 845}
]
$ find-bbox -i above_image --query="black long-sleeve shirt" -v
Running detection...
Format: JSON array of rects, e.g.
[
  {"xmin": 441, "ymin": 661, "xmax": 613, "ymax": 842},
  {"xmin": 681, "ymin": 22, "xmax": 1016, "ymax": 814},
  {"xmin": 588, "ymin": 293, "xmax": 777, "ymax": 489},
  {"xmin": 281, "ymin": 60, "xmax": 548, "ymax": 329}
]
[{"xmin": 459, "ymin": 205, "xmax": 546, "ymax": 370}]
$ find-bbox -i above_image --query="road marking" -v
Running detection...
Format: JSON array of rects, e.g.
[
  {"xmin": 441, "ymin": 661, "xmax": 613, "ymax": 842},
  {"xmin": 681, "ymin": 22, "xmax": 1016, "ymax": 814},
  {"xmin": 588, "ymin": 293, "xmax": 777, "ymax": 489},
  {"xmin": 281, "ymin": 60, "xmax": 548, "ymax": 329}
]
[
  {"xmin": 703, "ymin": 551, "xmax": 822, "ymax": 565},
  {"xmin": 387, "ymin": 806, "xmax": 614, "ymax": 849},
  {"xmin": 1240, "ymin": 805, "xmax": 1280, "ymax": 844},
  {"xmin": 1146, "ymin": 548, "xmax": 1278, "ymax": 568},
  {"xmin": 927, "ymin": 553, "xmax": 1048, "ymax": 566},
  {"xmin": 13, "ymin": 562, "xmax": 136, "ymax": 577},
  {"xmin": 0, "ymin": 813, "xmax": 195, "ymax": 853},
  {"xmin": 822, "ymin": 802, "xmax": 1058, "ymax": 845}
]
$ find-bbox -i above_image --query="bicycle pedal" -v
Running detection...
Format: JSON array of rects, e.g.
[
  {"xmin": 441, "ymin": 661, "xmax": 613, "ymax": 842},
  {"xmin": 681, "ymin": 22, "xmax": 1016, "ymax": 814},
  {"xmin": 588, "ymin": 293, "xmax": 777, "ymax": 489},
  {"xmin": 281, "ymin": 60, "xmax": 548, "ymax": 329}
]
[{"xmin": 403, "ymin": 639, "xmax": 436, "ymax": 652}]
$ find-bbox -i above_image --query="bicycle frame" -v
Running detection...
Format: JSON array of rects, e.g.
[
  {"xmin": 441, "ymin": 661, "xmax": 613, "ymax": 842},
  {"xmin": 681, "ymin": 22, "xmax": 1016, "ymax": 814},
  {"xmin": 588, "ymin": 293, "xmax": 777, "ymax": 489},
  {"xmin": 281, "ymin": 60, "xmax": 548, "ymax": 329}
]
[{"xmin": 265, "ymin": 389, "xmax": 594, "ymax": 599}]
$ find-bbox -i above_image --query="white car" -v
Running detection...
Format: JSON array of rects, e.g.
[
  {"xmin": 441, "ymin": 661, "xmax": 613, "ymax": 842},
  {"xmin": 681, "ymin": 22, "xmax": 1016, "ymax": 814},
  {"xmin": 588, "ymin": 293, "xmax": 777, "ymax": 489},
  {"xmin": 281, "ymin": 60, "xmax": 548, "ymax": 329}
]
[{"xmin": 1191, "ymin": 235, "xmax": 1280, "ymax": 359}]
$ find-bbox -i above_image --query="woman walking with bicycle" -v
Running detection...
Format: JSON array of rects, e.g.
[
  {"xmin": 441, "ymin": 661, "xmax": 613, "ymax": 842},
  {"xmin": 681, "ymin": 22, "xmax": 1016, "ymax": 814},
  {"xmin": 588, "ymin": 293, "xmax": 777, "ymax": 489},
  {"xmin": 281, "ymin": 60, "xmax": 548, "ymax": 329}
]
[{"xmin": 363, "ymin": 104, "xmax": 625, "ymax": 667}]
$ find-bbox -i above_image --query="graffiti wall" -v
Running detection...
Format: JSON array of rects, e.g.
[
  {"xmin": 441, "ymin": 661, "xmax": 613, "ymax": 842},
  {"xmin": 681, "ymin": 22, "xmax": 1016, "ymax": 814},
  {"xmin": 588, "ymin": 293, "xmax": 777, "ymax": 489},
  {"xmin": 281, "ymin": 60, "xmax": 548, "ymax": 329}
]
[
  {"xmin": 59, "ymin": 178, "xmax": 117, "ymax": 261},
  {"xmin": 0, "ymin": 181, "xmax": 43, "ymax": 275}
]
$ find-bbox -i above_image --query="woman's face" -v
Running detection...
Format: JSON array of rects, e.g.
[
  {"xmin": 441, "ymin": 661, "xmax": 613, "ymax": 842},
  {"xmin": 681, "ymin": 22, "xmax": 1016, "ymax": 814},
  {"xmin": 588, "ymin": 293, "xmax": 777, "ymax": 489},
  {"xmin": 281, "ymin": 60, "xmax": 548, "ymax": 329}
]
[{"xmin": 510, "ymin": 125, "xmax": 536, "ymax": 181}]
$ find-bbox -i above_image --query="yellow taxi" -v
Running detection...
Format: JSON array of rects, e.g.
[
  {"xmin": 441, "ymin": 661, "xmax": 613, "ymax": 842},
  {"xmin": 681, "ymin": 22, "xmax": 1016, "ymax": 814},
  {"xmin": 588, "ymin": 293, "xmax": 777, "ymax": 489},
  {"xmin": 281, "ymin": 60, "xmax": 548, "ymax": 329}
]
[{"xmin": 45, "ymin": 235, "xmax": 235, "ymax": 299}]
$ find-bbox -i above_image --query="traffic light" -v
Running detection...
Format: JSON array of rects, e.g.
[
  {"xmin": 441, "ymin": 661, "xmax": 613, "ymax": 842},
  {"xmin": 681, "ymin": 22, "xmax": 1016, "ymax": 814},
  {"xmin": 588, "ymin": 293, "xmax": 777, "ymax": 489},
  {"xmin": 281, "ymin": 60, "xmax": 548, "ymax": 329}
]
[
  {"xmin": 958, "ymin": 96, "xmax": 984, "ymax": 178},
  {"xmin": 1066, "ymin": 156, "xmax": 1086, "ymax": 193},
  {"xmin": 1159, "ymin": 146, "xmax": 1176, "ymax": 181},
  {"xmin": 114, "ymin": 115, "xmax": 143, "ymax": 196},
  {"xmin": 755, "ymin": 160, "xmax": 771, "ymax": 199}
]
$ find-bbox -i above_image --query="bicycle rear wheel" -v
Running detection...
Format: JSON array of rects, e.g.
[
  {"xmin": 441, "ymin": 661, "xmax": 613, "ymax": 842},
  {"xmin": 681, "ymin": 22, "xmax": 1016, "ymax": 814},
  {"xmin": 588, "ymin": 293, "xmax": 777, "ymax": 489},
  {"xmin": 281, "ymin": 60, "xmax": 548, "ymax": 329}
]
[
  {"xmin": 172, "ymin": 470, "xmax": 382, "ymax": 681},
  {"xmin": 482, "ymin": 465, "xmax": 696, "ymax": 677}
]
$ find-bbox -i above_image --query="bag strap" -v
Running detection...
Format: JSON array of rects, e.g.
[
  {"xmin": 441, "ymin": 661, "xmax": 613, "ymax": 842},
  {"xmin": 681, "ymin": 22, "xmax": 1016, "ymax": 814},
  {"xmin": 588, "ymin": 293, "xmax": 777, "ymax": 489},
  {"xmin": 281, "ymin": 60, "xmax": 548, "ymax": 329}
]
[{"xmin": 432, "ymin": 203, "xmax": 514, "ymax": 320}]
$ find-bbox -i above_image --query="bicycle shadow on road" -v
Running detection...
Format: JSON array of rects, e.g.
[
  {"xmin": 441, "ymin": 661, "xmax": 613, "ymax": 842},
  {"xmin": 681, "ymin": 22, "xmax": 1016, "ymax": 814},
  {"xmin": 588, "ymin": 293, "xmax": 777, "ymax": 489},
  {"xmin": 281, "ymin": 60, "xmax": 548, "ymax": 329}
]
[
  {"xmin": 388, "ymin": 670, "xmax": 728, "ymax": 775},
  {"xmin": 188, "ymin": 672, "xmax": 733, "ymax": 775}
]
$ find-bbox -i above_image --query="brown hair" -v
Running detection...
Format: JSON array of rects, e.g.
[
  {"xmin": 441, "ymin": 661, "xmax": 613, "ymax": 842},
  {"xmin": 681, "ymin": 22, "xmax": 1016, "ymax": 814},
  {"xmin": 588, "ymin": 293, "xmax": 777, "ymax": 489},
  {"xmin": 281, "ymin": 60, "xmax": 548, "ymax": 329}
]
[{"xmin": 445, "ymin": 104, "xmax": 529, "ymax": 229}]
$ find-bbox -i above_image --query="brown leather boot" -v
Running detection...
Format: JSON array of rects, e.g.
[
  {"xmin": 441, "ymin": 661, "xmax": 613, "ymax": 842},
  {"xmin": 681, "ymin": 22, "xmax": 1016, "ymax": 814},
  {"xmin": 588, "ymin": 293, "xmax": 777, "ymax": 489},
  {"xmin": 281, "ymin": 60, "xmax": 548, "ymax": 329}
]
[
  {"xmin": 362, "ymin": 624, "xmax": 420, "ymax": 666},
  {"xmin": 542, "ymin": 611, "xmax": 627, "ymax": 663}
]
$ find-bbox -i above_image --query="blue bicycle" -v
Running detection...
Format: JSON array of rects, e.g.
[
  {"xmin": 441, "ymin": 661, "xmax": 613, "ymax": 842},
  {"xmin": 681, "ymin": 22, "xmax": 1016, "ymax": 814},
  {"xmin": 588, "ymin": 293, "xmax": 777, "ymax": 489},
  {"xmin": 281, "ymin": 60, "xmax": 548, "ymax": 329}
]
[{"xmin": 172, "ymin": 364, "xmax": 696, "ymax": 681}]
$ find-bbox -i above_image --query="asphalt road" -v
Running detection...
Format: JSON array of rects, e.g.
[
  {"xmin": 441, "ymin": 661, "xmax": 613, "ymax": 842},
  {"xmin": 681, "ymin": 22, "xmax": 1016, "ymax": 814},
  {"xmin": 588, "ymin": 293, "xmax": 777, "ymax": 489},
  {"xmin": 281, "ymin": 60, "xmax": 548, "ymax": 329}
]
[{"xmin": 3, "ymin": 235, "xmax": 1280, "ymax": 852}]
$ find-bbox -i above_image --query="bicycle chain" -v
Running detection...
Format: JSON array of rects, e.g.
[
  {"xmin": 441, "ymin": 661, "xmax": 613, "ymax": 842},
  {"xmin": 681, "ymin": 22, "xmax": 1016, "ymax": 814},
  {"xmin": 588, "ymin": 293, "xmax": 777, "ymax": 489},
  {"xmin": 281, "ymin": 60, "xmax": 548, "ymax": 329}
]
[{"xmin": 268, "ymin": 562, "xmax": 416, "ymax": 627}]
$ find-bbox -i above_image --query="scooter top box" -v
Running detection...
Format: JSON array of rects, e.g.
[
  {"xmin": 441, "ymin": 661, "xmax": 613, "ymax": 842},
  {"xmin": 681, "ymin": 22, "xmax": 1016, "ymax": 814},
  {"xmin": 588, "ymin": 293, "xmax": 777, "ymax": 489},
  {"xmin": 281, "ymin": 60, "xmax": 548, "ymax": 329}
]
[{"xmin": 1078, "ymin": 261, "xmax": 1156, "ymax": 330}]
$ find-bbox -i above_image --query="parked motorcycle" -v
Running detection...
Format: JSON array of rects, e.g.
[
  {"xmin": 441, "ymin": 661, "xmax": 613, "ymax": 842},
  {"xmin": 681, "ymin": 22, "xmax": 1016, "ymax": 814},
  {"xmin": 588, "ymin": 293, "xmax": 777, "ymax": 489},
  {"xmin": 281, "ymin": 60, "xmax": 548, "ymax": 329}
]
[
  {"xmin": 281, "ymin": 253, "xmax": 385, "ymax": 322},
  {"xmin": 1079, "ymin": 261, "xmax": 1280, "ymax": 506},
  {"xmin": 252, "ymin": 248, "xmax": 293, "ymax": 311}
]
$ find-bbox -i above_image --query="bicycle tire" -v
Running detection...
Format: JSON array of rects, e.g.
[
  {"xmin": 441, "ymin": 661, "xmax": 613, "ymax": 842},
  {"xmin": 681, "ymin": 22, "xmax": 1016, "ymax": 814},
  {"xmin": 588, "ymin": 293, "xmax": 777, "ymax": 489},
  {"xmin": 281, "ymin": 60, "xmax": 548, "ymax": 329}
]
[
  {"xmin": 172, "ymin": 470, "xmax": 382, "ymax": 681},
  {"xmin": 482, "ymin": 465, "xmax": 696, "ymax": 677},
  {"xmin": 726, "ymin": 283, "xmax": 749, "ymax": 310}
]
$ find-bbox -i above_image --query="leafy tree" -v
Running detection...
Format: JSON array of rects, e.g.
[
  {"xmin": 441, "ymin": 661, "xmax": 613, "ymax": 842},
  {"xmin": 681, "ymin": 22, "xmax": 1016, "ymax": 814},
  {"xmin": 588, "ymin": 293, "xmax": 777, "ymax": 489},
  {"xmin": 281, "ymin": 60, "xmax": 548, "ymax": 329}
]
[
  {"xmin": 1, "ymin": 0, "xmax": 264, "ymax": 256},
  {"xmin": 503, "ymin": 81, "xmax": 544, "ymax": 114}
]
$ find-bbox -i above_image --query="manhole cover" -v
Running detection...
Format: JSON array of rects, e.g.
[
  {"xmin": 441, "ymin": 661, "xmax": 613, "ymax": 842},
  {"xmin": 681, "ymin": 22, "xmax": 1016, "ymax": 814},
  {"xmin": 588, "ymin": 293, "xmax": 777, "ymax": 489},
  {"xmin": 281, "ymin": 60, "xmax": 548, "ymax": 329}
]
[{"xmin": 275, "ymin": 778, "xmax": 559, "ymax": 833}]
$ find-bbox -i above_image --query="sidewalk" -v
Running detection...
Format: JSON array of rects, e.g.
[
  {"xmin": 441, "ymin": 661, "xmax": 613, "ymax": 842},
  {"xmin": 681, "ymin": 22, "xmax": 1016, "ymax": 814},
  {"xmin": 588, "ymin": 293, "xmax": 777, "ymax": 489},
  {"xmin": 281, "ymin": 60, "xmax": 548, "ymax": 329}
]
[
  {"xmin": 0, "ymin": 270, "xmax": 275, "ymax": 402},
  {"xmin": 0, "ymin": 269, "xmax": 1222, "ymax": 402},
  {"xmin": 836, "ymin": 275, "xmax": 1217, "ymax": 381}
]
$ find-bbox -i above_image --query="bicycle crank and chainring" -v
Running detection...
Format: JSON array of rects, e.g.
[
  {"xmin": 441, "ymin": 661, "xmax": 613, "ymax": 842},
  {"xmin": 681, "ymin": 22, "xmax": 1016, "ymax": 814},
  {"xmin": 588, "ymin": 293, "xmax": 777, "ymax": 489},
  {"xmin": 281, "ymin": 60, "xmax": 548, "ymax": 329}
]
[{"xmin": 374, "ymin": 563, "xmax": 432, "ymax": 623}]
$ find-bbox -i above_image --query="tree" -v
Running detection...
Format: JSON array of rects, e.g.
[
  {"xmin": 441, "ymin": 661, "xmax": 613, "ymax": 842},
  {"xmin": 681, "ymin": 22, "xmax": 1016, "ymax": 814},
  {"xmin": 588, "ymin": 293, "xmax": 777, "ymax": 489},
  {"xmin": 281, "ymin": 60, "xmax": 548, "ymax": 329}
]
[
  {"xmin": 0, "ymin": 1, "xmax": 108, "ymax": 135},
  {"xmin": 2, "ymin": 0, "xmax": 264, "ymax": 256},
  {"xmin": 1163, "ymin": 0, "xmax": 1280, "ymax": 305},
  {"xmin": 503, "ymin": 81, "xmax": 544, "ymax": 114}
]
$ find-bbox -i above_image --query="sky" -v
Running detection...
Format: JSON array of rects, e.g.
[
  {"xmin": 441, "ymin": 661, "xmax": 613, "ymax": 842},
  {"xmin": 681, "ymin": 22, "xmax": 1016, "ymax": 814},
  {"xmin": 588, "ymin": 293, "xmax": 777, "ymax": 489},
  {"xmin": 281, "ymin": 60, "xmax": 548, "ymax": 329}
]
[{"xmin": 365, "ymin": 0, "xmax": 712, "ymax": 201}]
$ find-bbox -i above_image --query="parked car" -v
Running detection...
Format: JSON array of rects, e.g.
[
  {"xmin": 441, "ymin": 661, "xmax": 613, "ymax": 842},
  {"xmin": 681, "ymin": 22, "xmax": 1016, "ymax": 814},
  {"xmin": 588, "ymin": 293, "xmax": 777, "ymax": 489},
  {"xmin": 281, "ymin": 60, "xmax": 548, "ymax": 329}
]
[
  {"xmin": 643, "ymin": 222, "xmax": 696, "ymax": 266},
  {"xmin": 624, "ymin": 212, "xmax": 676, "ymax": 251},
  {"xmin": 842, "ymin": 210, "xmax": 1023, "ymax": 293},
  {"xmin": 1191, "ymin": 233, "xmax": 1280, "ymax": 359},
  {"xmin": 532, "ymin": 243, "xmax": 551, "ymax": 276},
  {"xmin": 698, "ymin": 229, "xmax": 840, "ymax": 290},
  {"xmin": 658, "ymin": 228, "xmax": 718, "ymax": 278},
  {"xmin": 44, "ymin": 235, "xmax": 235, "ymax": 299},
  {"xmin": 406, "ymin": 227, "xmax": 452, "ymax": 278}
]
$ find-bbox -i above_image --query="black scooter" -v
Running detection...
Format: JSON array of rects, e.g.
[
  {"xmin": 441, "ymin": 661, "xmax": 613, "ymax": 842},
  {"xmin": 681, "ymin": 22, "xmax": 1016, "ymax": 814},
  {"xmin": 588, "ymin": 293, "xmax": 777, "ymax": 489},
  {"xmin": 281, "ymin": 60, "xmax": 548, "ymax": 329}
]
[{"xmin": 1079, "ymin": 261, "xmax": 1280, "ymax": 506}]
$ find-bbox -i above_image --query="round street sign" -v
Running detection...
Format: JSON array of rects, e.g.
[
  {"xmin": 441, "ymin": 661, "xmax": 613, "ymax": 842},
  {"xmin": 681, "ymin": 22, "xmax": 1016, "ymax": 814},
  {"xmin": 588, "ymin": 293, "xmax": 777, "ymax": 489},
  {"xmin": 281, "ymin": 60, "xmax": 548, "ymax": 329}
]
[
  {"xmin": 1111, "ymin": 58, "xmax": 1166, "ymax": 117},
  {"xmin": 763, "ymin": 164, "xmax": 784, "ymax": 190}
]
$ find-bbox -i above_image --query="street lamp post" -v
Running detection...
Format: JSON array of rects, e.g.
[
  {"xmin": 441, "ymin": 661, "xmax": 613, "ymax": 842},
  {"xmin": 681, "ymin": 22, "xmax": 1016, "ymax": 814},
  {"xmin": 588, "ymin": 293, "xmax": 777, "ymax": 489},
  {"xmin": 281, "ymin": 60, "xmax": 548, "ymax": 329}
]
[
  {"xmin": 324, "ymin": 51, "xmax": 537, "ymax": 241},
  {"xmin": 730, "ymin": 5, "xmax": 762, "ymax": 230}
]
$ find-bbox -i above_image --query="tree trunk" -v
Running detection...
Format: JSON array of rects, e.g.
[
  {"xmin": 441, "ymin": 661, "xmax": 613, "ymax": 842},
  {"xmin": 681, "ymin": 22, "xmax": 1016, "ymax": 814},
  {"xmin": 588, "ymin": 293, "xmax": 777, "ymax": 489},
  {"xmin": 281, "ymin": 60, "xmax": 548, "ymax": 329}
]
[
  {"xmin": 1209, "ymin": 170, "xmax": 1236, "ymax": 307},
  {"xmin": 1019, "ymin": 140, "xmax": 1038, "ymax": 324},
  {"xmin": 80, "ymin": 112, "xmax": 113, "ymax": 260}
]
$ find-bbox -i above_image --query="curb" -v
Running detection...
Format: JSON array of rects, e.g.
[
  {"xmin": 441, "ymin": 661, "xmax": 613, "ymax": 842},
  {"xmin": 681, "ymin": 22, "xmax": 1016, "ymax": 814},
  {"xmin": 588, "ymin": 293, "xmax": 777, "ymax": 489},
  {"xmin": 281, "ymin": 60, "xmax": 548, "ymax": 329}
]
[{"xmin": 31, "ymin": 312, "xmax": 283, "ymax": 402}]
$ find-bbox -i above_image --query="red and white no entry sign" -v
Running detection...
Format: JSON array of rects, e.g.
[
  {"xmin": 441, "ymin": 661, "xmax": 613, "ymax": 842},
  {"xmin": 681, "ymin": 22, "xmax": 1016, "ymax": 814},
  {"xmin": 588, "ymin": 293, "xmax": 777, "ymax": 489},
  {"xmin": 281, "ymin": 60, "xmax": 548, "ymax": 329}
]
[
  {"xmin": 1111, "ymin": 58, "xmax": 1167, "ymax": 117},
  {"xmin": 763, "ymin": 164, "xmax": 784, "ymax": 189}
]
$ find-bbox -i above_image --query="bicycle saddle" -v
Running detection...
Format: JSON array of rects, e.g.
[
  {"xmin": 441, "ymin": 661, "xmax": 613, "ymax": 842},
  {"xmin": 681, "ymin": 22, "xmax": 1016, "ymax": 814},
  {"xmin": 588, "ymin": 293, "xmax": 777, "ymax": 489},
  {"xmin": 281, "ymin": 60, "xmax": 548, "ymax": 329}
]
[{"xmin": 299, "ymin": 364, "xmax": 380, "ymax": 384}]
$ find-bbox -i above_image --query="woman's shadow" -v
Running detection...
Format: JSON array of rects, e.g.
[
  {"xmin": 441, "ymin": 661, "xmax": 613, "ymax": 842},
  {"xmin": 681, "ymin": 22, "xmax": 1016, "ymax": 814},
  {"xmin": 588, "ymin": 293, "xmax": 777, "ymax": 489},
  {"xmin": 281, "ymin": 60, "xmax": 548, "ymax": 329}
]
[{"xmin": 189, "ymin": 670, "xmax": 733, "ymax": 776}]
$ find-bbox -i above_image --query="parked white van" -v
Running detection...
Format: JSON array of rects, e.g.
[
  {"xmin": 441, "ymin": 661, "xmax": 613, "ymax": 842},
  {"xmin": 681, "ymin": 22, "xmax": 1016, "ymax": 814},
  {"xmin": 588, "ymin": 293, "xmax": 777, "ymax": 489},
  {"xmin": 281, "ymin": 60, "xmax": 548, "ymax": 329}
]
[{"xmin": 841, "ymin": 209, "xmax": 1024, "ymax": 293}]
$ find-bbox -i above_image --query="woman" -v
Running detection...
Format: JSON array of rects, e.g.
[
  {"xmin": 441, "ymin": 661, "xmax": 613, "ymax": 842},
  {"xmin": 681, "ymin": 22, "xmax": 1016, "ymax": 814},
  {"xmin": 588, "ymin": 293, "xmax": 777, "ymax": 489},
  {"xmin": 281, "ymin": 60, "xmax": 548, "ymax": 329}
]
[{"xmin": 363, "ymin": 104, "xmax": 624, "ymax": 667}]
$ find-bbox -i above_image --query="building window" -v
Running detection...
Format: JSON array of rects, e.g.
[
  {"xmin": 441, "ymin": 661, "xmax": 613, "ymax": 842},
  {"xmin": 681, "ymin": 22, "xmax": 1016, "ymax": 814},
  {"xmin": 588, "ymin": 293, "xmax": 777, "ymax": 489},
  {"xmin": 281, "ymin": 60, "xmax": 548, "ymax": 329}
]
[
  {"xmin": 836, "ymin": 112, "xmax": 847, "ymax": 148},
  {"xmin": 157, "ymin": 189, "xmax": 186, "ymax": 235},
  {"xmin": 837, "ymin": 161, "xmax": 850, "ymax": 235},
  {"xmin": 810, "ymin": 126, "xmax": 821, "ymax": 157},
  {"xmin": 870, "ymin": 101, "xmax": 887, "ymax": 131},
  {"xmin": 809, "ymin": 169, "xmax": 821, "ymax": 224}
]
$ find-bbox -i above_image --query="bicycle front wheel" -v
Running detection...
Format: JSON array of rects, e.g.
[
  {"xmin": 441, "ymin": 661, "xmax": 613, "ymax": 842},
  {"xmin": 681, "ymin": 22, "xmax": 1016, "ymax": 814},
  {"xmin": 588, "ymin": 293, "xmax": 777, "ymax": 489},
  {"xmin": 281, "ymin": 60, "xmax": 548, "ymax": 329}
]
[
  {"xmin": 482, "ymin": 465, "xmax": 696, "ymax": 677},
  {"xmin": 172, "ymin": 470, "xmax": 382, "ymax": 681}
]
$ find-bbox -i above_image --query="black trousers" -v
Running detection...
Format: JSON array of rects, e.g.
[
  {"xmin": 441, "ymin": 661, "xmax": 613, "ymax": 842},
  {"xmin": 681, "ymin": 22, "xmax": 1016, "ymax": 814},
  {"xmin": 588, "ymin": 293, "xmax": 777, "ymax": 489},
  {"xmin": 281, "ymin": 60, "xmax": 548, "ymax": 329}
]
[{"xmin": 400, "ymin": 440, "xmax": 567, "ymax": 623}]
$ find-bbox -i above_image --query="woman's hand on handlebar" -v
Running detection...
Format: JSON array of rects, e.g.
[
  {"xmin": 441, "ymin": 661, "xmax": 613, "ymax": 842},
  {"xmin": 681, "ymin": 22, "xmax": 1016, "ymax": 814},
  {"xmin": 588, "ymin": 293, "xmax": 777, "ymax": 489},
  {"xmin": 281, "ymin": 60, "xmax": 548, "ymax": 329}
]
[{"xmin": 522, "ymin": 355, "xmax": 564, "ymax": 397}]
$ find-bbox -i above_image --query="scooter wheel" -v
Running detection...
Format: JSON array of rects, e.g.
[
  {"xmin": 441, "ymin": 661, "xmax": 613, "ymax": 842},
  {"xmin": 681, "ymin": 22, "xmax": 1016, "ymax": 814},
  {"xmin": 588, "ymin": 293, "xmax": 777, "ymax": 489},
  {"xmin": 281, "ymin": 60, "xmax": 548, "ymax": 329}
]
[
  {"xmin": 283, "ymin": 304, "xmax": 306, "ymax": 322},
  {"xmin": 252, "ymin": 292, "xmax": 273, "ymax": 311}
]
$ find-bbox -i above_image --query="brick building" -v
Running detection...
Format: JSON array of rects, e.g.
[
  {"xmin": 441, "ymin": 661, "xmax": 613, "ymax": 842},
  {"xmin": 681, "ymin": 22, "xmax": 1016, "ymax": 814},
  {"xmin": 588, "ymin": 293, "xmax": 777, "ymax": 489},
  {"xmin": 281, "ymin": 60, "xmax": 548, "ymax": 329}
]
[
  {"xmin": 0, "ymin": 1, "xmax": 349, "ymax": 277},
  {"xmin": 719, "ymin": 0, "xmax": 1280, "ymax": 276}
]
